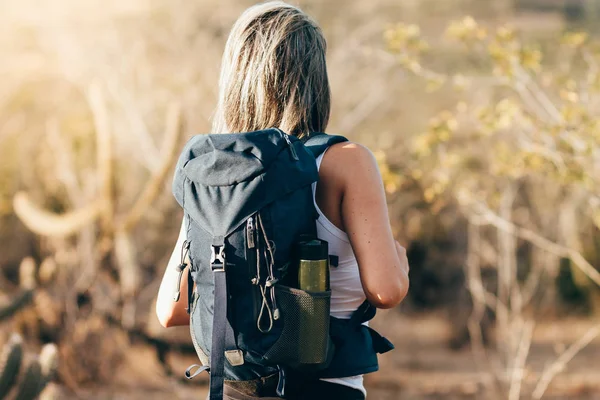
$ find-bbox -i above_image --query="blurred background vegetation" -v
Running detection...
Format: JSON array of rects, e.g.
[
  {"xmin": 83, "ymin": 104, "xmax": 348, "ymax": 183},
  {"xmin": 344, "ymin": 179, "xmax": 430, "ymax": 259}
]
[{"xmin": 2, "ymin": 0, "xmax": 600, "ymax": 399}]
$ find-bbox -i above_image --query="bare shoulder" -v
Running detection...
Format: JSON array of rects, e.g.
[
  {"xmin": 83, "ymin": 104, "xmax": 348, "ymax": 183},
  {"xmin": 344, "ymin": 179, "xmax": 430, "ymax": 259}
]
[
  {"xmin": 325, "ymin": 141, "xmax": 375, "ymax": 160},
  {"xmin": 320, "ymin": 141, "xmax": 380, "ymax": 181}
]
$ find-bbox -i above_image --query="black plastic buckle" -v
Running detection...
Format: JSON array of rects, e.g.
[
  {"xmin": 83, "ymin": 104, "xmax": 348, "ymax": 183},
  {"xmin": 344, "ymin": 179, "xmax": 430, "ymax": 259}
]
[{"xmin": 210, "ymin": 245, "xmax": 226, "ymax": 272}]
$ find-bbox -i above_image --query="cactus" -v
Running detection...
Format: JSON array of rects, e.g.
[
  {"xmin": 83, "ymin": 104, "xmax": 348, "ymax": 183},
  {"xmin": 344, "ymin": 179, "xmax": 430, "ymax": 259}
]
[
  {"xmin": 13, "ymin": 358, "xmax": 41, "ymax": 400},
  {"xmin": 31, "ymin": 344, "xmax": 59, "ymax": 399},
  {"xmin": 38, "ymin": 383, "xmax": 61, "ymax": 400},
  {"xmin": 0, "ymin": 292, "xmax": 33, "ymax": 323},
  {"xmin": 19, "ymin": 258, "xmax": 36, "ymax": 292},
  {"xmin": 88, "ymin": 81, "xmax": 114, "ymax": 236},
  {"xmin": 38, "ymin": 257, "xmax": 57, "ymax": 286},
  {"xmin": 118, "ymin": 102, "xmax": 182, "ymax": 232},
  {"xmin": 114, "ymin": 230, "xmax": 140, "ymax": 300},
  {"xmin": 0, "ymin": 258, "xmax": 37, "ymax": 323},
  {"xmin": 0, "ymin": 335, "xmax": 59, "ymax": 400},
  {"xmin": 0, "ymin": 333, "xmax": 23, "ymax": 399},
  {"xmin": 12, "ymin": 82, "xmax": 183, "ymax": 296},
  {"xmin": 13, "ymin": 194, "xmax": 104, "ymax": 238},
  {"xmin": 38, "ymin": 344, "xmax": 58, "ymax": 385}
]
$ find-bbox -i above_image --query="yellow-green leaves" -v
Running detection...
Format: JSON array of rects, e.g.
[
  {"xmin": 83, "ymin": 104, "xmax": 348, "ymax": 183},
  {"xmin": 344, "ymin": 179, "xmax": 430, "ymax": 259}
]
[
  {"xmin": 520, "ymin": 46, "xmax": 542, "ymax": 72},
  {"xmin": 429, "ymin": 110, "xmax": 458, "ymax": 142},
  {"xmin": 385, "ymin": 23, "xmax": 428, "ymax": 55},
  {"xmin": 413, "ymin": 110, "xmax": 458, "ymax": 158},
  {"xmin": 445, "ymin": 16, "xmax": 487, "ymax": 43},
  {"xmin": 562, "ymin": 32, "xmax": 588, "ymax": 48},
  {"xmin": 374, "ymin": 150, "xmax": 402, "ymax": 194},
  {"xmin": 386, "ymin": 16, "xmax": 600, "ymax": 221}
]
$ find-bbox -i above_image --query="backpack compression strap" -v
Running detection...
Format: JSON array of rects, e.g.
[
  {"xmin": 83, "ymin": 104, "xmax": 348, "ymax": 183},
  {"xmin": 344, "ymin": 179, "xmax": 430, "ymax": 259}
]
[
  {"xmin": 302, "ymin": 132, "xmax": 348, "ymax": 158},
  {"xmin": 350, "ymin": 300, "xmax": 394, "ymax": 354},
  {"xmin": 209, "ymin": 238, "xmax": 239, "ymax": 400}
]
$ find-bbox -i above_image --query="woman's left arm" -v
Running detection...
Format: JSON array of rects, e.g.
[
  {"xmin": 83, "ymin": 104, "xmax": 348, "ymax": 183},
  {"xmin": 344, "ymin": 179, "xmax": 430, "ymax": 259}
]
[{"xmin": 156, "ymin": 218, "xmax": 191, "ymax": 327}]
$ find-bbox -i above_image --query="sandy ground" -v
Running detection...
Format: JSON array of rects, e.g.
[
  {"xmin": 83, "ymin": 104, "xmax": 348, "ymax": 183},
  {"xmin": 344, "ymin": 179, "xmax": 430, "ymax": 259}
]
[{"xmin": 58, "ymin": 311, "xmax": 600, "ymax": 399}]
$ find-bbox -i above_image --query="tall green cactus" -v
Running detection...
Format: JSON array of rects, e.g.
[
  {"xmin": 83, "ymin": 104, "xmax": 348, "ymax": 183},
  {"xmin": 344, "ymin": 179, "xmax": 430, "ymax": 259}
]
[
  {"xmin": 13, "ymin": 358, "xmax": 41, "ymax": 400},
  {"xmin": 0, "ymin": 335, "xmax": 59, "ymax": 400},
  {"xmin": 0, "ymin": 333, "xmax": 23, "ymax": 399}
]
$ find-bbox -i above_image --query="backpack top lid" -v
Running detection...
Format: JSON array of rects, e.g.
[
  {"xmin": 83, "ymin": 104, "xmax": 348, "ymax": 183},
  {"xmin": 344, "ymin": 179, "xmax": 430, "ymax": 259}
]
[{"xmin": 172, "ymin": 128, "xmax": 319, "ymax": 238}]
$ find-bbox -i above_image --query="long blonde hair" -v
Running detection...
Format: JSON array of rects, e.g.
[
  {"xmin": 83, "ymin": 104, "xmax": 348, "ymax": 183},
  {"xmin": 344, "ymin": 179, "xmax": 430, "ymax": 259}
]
[{"xmin": 212, "ymin": 1, "xmax": 330, "ymax": 138}]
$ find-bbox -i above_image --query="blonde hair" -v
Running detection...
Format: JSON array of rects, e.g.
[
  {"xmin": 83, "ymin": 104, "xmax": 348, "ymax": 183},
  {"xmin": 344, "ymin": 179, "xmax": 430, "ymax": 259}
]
[{"xmin": 212, "ymin": 1, "xmax": 330, "ymax": 138}]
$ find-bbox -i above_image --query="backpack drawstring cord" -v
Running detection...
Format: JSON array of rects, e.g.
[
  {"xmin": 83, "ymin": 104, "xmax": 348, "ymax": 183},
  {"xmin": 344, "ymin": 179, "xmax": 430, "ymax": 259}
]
[
  {"xmin": 256, "ymin": 213, "xmax": 279, "ymax": 332},
  {"xmin": 258, "ymin": 214, "xmax": 278, "ymax": 311},
  {"xmin": 257, "ymin": 285, "xmax": 274, "ymax": 333}
]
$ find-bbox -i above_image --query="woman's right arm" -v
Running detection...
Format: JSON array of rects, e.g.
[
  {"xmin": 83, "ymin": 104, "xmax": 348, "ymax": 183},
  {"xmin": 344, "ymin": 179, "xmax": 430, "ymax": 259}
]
[{"xmin": 324, "ymin": 142, "xmax": 410, "ymax": 309}]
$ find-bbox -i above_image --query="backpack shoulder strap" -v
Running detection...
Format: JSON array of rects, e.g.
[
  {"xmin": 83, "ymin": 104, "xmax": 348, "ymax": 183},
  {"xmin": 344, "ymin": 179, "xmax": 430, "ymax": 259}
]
[{"xmin": 302, "ymin": 132, "xmax": 348, "ymax": 158}]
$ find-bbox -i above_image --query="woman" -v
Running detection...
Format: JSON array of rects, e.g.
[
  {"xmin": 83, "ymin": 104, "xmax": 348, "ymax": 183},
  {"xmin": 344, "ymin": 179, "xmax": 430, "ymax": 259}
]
[{"xmin": 156, "ymin": 2, "xmax": 410, "ymax": 399}]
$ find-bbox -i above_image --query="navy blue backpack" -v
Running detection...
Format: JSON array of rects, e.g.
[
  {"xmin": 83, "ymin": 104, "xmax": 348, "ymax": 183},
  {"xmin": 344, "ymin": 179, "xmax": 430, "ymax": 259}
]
[{"xmin": 172, "ymin": 129, "xmax": 393, "ymax": 399}]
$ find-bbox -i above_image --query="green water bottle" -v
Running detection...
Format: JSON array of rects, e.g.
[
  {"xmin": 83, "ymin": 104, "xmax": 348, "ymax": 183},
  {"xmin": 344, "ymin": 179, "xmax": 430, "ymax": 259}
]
[{"xmin": 298, "ymin": 239, "xmax": 329, "ymax": 292}]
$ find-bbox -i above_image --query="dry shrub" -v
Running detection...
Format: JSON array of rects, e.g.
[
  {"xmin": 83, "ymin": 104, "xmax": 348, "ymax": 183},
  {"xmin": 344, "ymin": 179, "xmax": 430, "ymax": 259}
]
[
  {"xmin": 59, "ymin": 315, "xmax": 128, "ymax": 386},
  {"xmin": 385, "ymin": 15, "xmax": 600, "ymax": 399}
]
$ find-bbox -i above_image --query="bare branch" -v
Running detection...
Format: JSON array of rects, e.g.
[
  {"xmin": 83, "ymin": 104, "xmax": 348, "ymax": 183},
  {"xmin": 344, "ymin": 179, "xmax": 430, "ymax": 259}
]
[
  {"xmin": 508, "ymin": 320, "xmax": 534, "ymax": 400},
  {"xmin": 88, "ymin": 82, "xmax": 114, "ymax": 235},
  {"xmin": 466, "ymin": 219, "xmax": 503, "ymax": 396},
  {"xmin": 470, "ymin": 201, "xmax": 600, "ymax": 287},
  {"xmin": 532, "ymin": 323, "xmax": 600, "ymax": 399}
]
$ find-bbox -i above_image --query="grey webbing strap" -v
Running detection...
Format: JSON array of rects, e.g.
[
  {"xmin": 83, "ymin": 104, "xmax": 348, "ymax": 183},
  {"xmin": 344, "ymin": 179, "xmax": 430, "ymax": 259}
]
[
  {"xmin": 209, "ymin": 240, "xmax": 238, "ymax": 400},
  {"xmin": 209, "ymin": 267, "xmax": 228, "ymax": 399},
  {"xmin": 186, "ymin": 268, "xmax": 193, "ymax": 314}
]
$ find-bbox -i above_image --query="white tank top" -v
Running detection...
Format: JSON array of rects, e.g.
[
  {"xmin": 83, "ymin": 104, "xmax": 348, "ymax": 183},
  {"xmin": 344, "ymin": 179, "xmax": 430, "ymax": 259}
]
[
  {"xmin": 312, "ymin": 151, "xmax": 367, "ymax": 318},
  {"xmin": 313, "ymin": 150, "xmax": 367, "ymax": 396}
]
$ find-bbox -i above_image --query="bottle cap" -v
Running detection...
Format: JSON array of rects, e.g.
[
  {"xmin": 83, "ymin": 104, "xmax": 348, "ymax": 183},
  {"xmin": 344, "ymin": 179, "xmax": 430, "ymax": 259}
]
[{"xmin": 299, "ymin": 239, "xmax": 328, "ymax": 261}]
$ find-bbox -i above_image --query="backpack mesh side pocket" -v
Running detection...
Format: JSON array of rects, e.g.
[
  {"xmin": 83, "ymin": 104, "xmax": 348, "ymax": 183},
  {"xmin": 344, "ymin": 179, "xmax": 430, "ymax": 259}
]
[{"xmin": 263, "ymin": 285, "xmax": 332, "ymax": 370}]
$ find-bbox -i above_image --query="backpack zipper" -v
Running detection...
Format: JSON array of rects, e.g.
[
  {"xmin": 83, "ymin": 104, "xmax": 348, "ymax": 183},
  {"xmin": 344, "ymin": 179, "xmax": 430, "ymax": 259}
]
[
  {"xmin": 246, "ymin": 216, "xmax": 256, "ymax": 249},
  {"xmin": 282, "ymin": 132, "xmax": 299, "ymax": 161},
  {"xmin": 247, "ymin": 215, "xmax": 261, "ymax": 326}
]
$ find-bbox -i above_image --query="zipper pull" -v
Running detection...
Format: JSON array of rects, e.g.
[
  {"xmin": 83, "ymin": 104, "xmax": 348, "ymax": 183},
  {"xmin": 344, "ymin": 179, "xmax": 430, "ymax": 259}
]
[
  {"xmin": 283, "ymin": 133, "xmax": 299, "ymax": 161},
  {"xmin": 174, "ymin": 240, "xmax": 190, "ymax": 302},
  {"xmin": 246, "ymin": 217, "xmax": 256, "ymax": 248}
]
